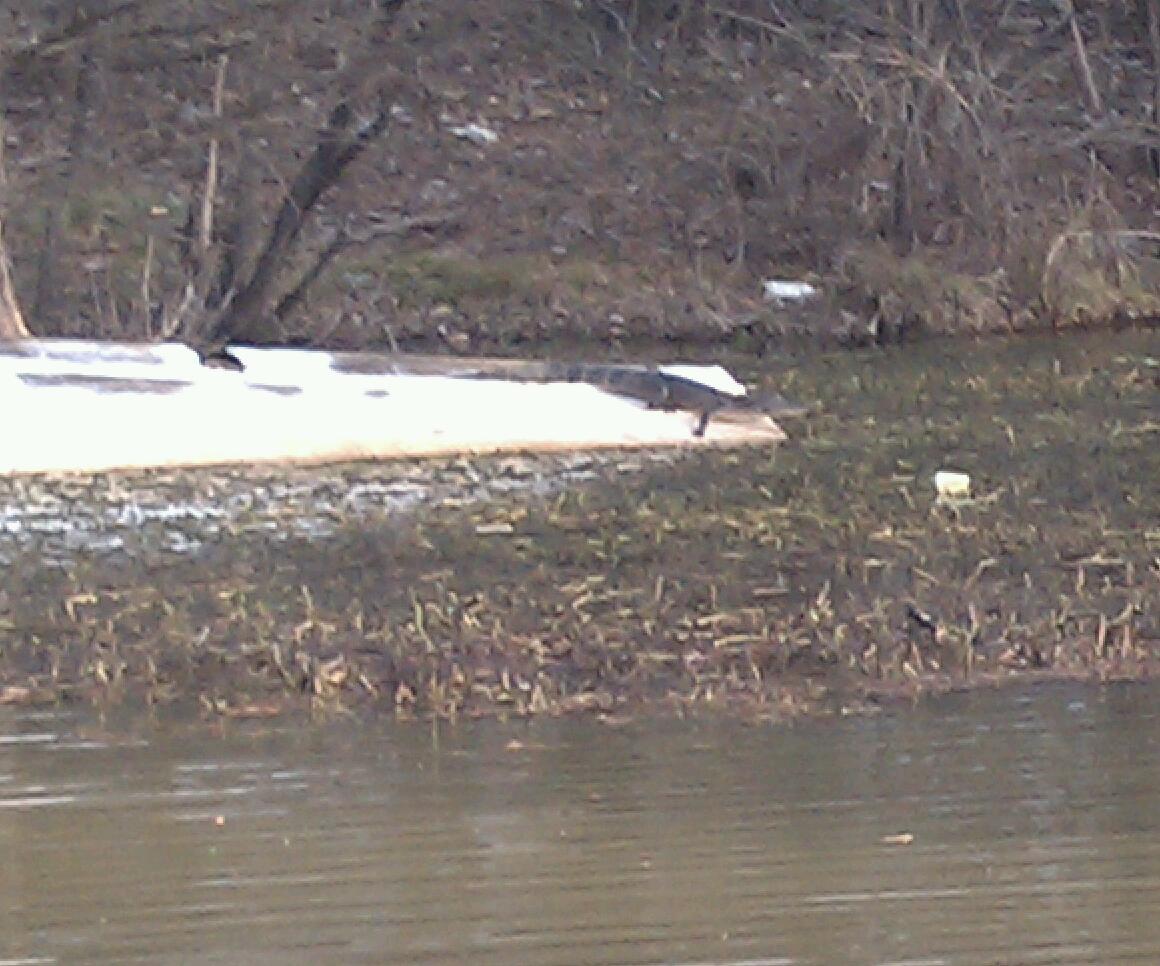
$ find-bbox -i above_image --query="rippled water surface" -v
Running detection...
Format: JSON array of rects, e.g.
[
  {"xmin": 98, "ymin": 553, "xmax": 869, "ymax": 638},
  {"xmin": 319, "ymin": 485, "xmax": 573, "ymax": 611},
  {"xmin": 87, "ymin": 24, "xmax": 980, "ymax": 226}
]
[{"xmin": 3, "ymin": 683, "xmax": 1160, "ymax": 964}]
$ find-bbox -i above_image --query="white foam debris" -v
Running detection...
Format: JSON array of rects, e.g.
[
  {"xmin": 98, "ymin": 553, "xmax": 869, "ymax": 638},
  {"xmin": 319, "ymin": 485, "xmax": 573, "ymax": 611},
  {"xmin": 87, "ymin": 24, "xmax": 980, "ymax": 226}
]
[
  {"xmin": 448, "ymin": 122, "xmax": 498, "ymax": 145},
  {"xmin": 762, "ymin": 279, "xmax": 818, "ymax": 304},
  {"xmin": 934, "ymin": 470, "xmax": 971, "ymax": 500}
]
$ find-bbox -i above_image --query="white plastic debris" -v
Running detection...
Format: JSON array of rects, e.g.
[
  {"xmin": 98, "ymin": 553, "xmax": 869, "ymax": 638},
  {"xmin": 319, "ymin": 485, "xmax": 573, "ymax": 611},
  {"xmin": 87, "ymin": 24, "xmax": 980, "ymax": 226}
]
[
  {"xmin": 762, "ymin": 279, "xmax": 818, "ymax": 304},
  {"xmin": 934, "ymin": 470, "xmax": 971, "ymax": 499},
  {"xmin": 449, "ymin": 123, "xmax": 498, "ymax": 145}
]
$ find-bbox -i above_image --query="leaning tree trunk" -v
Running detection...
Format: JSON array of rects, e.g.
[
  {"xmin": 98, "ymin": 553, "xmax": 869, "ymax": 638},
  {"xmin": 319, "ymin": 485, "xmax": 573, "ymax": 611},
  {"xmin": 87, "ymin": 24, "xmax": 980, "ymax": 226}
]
[
  {"xmin": 0, "ymin": 217, "xmax": 27, "ymax": 338},
  {"xmin": 0, "ymin": 113, "xmax": 28, "ymax": 338}
]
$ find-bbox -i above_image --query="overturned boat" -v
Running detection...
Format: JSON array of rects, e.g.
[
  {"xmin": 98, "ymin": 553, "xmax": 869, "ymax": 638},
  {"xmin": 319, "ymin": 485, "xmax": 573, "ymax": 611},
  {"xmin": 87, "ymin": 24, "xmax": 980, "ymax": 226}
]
[{"xmin": 0, "ymin": 340, "xmax": 803, "ymax": 475}]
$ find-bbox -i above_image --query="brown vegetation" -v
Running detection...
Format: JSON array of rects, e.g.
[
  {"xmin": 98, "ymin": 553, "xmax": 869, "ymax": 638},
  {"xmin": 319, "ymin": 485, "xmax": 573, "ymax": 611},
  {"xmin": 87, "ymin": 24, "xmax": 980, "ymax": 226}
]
[
  {"xmin": 0, "ymin": 1, "xmax": 1159, "ymax": 350},
  {"xmin": 0, "ymin": 330, "xmax": 1156, "ymax": 720}
]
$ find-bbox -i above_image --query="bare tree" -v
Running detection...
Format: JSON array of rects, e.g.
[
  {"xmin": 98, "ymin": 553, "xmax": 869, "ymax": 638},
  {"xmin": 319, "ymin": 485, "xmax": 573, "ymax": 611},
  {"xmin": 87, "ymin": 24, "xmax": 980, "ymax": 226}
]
[
  {"xmin": 176, "ymin": 0, "xmax": 420, "ymax": 367},
  {"xmin": 1, "ymin": 0, "xmax": 437, "ymax": 360}
]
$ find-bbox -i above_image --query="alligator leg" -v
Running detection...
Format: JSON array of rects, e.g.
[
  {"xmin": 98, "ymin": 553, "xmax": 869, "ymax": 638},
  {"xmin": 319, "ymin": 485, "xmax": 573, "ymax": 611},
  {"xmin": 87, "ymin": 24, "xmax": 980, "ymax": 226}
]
[{"xmin": 197, "ymin": 345, "xmax": 246, "ymax": 372}]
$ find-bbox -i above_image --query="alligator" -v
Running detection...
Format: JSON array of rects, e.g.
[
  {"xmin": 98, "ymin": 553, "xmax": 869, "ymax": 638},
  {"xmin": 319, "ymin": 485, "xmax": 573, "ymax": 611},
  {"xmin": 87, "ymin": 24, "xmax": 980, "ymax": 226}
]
[
  {"xmin": 192, "ymin": 347, "xmax": 806, "ymax": 436},
  {"xmin": 454, "ymin": 362, "xmax": 807, "ymax": 437}
]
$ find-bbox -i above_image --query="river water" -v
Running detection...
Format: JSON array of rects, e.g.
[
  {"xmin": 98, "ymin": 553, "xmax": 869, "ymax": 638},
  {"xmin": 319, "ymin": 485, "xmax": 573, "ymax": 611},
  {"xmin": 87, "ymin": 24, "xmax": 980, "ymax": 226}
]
[{"xmin": 2, "ymin": 681, "xmax": 1160, "ymax": 964}]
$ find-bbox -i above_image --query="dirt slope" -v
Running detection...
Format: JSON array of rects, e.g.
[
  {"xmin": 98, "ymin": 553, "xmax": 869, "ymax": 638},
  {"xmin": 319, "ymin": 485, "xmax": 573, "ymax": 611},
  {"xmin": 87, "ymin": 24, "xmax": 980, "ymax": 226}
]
[{"xmin": 2, "ymin": 0, "xmax": 1159, "ymax": 353}]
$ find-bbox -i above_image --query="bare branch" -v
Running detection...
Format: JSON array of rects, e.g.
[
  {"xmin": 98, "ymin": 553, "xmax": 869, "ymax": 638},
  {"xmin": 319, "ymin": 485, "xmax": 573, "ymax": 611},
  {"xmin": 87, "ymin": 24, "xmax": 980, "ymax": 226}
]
[
  {"xmin": 272, "ymin": 212, "xmax": 459, "ymax": 324},
  {"xmin": 1062, "ymin": 0, "xmax": 1103, "ymax": 116},
  {"xmin": 197, "ymin": 0, "xmax": 413, "ymax": 350},
  {"xmin": 141, "ymin": 234, "xmax": 154, "ymax": 337},
  {"xmin": 3, "ymin": 0, "xmax": 145, "ymax": 62},
  {"xmin": 202, "ymin": 100, "xmax": 392, "ymax": 347},
  {"xmin": 199, "ymin": 55, "xmax": 229, "ymax": 253},
  {"xmin": 1147, "ymin": 0, "xmax": 1160, "ymax": 178}
]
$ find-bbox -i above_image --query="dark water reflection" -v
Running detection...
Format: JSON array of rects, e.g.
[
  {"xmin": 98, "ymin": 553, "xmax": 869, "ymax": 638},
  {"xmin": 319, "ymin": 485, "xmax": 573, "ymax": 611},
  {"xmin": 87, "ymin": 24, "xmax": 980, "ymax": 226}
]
[{"xmin": 3, "ymin": 683, "xmax": 1160, "ymax": 964}]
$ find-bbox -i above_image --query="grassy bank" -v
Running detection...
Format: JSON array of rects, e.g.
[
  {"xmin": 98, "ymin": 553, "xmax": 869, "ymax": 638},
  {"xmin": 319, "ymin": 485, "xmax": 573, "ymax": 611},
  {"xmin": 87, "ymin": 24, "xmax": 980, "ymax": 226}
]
[
  {"xmin": 4, "ymin": 2, "xmax": 1160, "ymax": 350},
  {"xmin": 1, "ymin": 330, "xmax": 1157, "ymax": 721}
]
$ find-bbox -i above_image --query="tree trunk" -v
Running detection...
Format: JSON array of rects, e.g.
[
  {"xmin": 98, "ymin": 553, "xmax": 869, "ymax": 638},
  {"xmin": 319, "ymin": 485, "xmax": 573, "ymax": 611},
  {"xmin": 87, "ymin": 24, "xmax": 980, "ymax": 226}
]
[
  {"xmin": 0, "ymin": 221, "xmax": 29, "ymax": 338},
  {"xmin": 0, "ymin": 112, "xmax": 29, "ymax": 339},
  {"xmin": 1146, "ymin": 0, "xmax": 1160, "ymax": 178}
]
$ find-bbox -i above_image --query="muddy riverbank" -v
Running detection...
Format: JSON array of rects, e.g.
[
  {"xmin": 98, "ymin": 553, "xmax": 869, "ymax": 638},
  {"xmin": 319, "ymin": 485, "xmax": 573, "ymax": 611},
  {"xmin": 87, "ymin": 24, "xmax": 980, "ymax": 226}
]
[{"xmin": 2, "ymin": 331, "xmax": 1158, "ymax": 720}]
